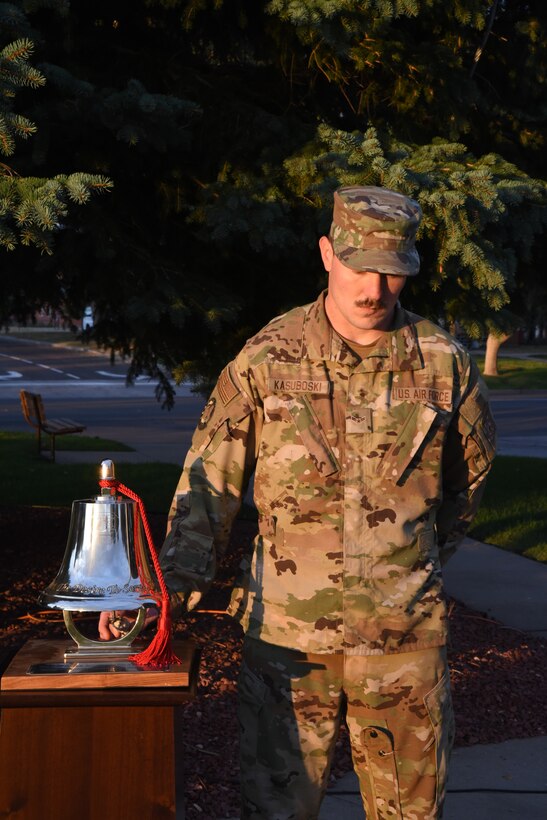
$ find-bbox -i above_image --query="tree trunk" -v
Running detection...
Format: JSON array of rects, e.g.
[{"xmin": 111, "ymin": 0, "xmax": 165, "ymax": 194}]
[{"xmin": 483, "ymin": 332, "xmax": 510, "ymax": 376}]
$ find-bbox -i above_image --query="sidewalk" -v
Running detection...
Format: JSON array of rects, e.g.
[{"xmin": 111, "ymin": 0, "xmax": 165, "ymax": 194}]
[{"xmin": 320, "ymin": 736, "xmax": 547, "ymax": 819}]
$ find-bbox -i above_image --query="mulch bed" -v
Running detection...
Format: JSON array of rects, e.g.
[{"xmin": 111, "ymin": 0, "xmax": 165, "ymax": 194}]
[{"xmin": 1, "ymin": 504, "xmax": 546, "ymax": 819}]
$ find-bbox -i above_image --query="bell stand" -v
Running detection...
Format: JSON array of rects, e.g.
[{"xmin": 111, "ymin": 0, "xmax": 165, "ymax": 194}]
[
  {"xmin": 0, "ymin": 639, "xmax": 200, "ymax": 820},
  {"xmin": 61, "ymin": 607, "xmax": 146, "ymax": 661}
]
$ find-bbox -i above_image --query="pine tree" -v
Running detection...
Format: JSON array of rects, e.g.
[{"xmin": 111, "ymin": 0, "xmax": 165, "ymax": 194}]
[
  {"xmin": 0, "ymin": 0, "xmax": 545, "ymax": 399},
  {"xmin": 0, "ymin": 4, "xmax": 111, "ymax": 255}
]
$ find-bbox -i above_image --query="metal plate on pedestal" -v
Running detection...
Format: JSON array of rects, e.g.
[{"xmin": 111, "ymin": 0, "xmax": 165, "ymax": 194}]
[{"xmin": 27, "ymin": 661, "xmax": 159, "ymax": 675}]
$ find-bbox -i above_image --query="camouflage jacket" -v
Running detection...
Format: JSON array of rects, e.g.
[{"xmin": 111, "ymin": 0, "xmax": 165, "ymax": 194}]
[{"xmin": 160, "ymin": 292, "xmax": 496, "ymax": 655}]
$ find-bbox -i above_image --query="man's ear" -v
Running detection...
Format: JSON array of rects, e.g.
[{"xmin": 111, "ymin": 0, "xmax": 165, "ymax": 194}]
[{"xmin": 319, "ymin": 235, "xmax": 334, "ymax": 272}]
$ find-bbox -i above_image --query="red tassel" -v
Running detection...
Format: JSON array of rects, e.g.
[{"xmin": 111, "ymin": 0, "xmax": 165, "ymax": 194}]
[
  {"xmin": 99, "ymin": 478, "xmax": 181, "ymax": 669},
  {"xmin": 128, "ymin": 605, "xmax": 180, "ymax": 668}
]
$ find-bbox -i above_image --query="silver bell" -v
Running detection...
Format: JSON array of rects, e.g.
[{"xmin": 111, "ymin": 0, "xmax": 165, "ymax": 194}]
[{"xmin": 38, "ymin": 459, "xmax": 160, "ymax": 659}]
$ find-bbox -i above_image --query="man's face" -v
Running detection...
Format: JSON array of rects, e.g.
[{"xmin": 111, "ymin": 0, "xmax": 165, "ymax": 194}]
[{"xmin": 319, "ymin": 236, "xmax": 406, "ymax": 342}]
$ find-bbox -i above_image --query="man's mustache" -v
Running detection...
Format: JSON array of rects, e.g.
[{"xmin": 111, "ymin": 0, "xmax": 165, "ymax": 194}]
[{"xmin": 354, "ymin": 298, "xmax": 385, "ymax": 310}]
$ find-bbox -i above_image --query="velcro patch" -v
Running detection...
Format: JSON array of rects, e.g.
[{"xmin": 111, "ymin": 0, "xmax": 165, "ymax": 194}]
[
  {"xmin": 268, "ymin": 378, "xmax": 330, "ymax": 395},
  {"xmin": 217, "ymin": 366, "xmax": 240, "ymax": 406},
  {"xmin": 391, "ymin": 386, "xmax": 451, "ymax": 406}
]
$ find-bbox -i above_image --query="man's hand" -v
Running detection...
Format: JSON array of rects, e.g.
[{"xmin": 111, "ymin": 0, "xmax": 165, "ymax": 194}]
[{"xmin": 98, "ymin": 607, "xmax": 159, "ymax": 640}]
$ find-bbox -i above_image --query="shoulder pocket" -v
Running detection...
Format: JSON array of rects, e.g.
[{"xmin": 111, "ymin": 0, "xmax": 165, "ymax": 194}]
[{"xmin": 194, "ymin": 392, "xmax": 254, "ymax": 458}]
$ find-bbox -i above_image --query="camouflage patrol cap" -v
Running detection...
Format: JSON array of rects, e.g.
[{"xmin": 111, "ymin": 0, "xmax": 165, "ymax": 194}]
[{"xmin": 330, "ymin": 185, "xmax": 422, "ymax": 276}]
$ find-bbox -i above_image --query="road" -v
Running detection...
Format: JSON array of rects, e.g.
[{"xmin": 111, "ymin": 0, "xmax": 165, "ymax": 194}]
[
  {"xmin": 0, "ymin": 335, "xmax": 203, "ymax": 463},
  {"xmin": 0, "ymin": 333, "xmax": 173, "ymax": 383},
  {"xmin": 1, "ymin": 335, "xmax": 546, "ymax": 462}
]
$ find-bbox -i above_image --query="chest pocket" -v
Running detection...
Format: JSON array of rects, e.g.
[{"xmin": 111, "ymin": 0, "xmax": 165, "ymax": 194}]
[
  {"xmin": 377, "ymin": 402, "xmax": 443, "ymax": 484},
  {"xmin": 287, "ymin": 395, "xmax": 340, "ymax": 477}
]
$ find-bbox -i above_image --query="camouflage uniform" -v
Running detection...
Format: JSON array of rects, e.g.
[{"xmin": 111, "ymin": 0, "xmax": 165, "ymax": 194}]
[
  {"xmin": 238, "ymin": 639, "xmax": 452, "ymax": 820},
  {"xmin": 160, "ymin": 187, "xmax": 496, "ymax": 819}
]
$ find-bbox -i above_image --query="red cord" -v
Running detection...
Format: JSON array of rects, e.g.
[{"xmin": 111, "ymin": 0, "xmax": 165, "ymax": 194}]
[{"xmin": 99, "ymin": 479, "xmax": 181, "ymax": 668}]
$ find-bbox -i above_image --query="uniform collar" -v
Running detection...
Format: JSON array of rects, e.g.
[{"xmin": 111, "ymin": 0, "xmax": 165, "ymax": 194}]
[{"xmin": 302, "ymin": 290, "xmax": 424, "ymax": 372}]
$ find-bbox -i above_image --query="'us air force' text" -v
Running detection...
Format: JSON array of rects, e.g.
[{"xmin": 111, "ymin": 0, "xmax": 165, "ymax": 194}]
[{"xmin": 391, "ymin": 387, "xmax": 451, "ymax": 404}]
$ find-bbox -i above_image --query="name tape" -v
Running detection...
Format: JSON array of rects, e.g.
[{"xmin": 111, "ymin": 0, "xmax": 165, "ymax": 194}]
[{"xmin": 268, "ymin": 378, "xmax": 330, "ymax": 395}]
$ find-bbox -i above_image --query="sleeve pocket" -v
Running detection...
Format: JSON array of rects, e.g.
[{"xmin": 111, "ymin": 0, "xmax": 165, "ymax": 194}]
[
  {"xmin": 169, "ymin": 530, "xmax": 214, "ymax": 574},
  {"xmin": 192, "ymin": 365, "xmax": 255, "ymax": 457},
  {"xmin": 200, "ymin": 400, "xmax": 254, "ymax": 459},
  {"xmin": 457, "ymin": 385, "xmax": 496, "ymax": 472}
]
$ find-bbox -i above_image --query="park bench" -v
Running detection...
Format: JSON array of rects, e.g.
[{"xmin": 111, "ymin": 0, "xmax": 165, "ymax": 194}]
[{"xmin": 19, "ymin": 389, "xmax": 86, "ymax": 463}]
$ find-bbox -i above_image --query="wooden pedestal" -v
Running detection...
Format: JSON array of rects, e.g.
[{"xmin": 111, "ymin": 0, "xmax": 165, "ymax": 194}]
[{"xmin": 0, "ymin": 639, "xmax": 200, "ymax": 820}]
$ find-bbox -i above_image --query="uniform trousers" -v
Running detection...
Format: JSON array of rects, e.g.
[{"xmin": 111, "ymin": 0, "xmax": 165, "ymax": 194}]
[{"xmin": 238, "ymin": 637, "xmax": 454, "ymax": 820}]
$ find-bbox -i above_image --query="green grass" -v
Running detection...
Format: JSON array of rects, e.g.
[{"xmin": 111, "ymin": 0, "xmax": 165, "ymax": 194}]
[
  {"xmin": 473, "ymin": 355, "xmax": 547, "ymax": 390},
  {"xmin": 5, "ymin": 430, "xmax": 134, "ymax": 452},
  {"xmin": 1, "ymin": 434, "xmax": 545, "ymax": 558},
  {"xmin": 0, "ymin": 432, "xmax": 180, "ymax": 512},
  {"xmin": 469, "ymin": 456, "xmax": 547, "ymax": 563}
]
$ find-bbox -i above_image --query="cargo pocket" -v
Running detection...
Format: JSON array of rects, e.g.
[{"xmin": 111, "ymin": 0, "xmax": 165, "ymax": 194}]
[
  {"xmin": 424, "ymin": 672, "xmax": 455, "ymax": 811},
  {"xmin": 360, "ymin": 724, "xmax": 403, "ymax": 820}
]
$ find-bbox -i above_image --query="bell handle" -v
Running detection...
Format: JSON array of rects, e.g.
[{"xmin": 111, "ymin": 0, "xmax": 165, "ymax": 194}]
[{"xmin": 63, "ymin": 607, "xmax": 147, "ymax": 649}]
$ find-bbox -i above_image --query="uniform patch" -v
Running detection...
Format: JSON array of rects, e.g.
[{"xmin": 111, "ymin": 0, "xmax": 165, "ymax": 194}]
[
  {"xmin": 198, "ymin": 397, "xmax": 216, "ymax": 429},
  {"xmin": 218, "ymin": 365, "xmax": 240, "ymax": 406},
  {"xmin": 268, "ymin": 378, "xmax": 330, "ymax": 395},
  {"xmin": 391, "ymin": 386, "xmax": 451, "ymax": 406}
]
